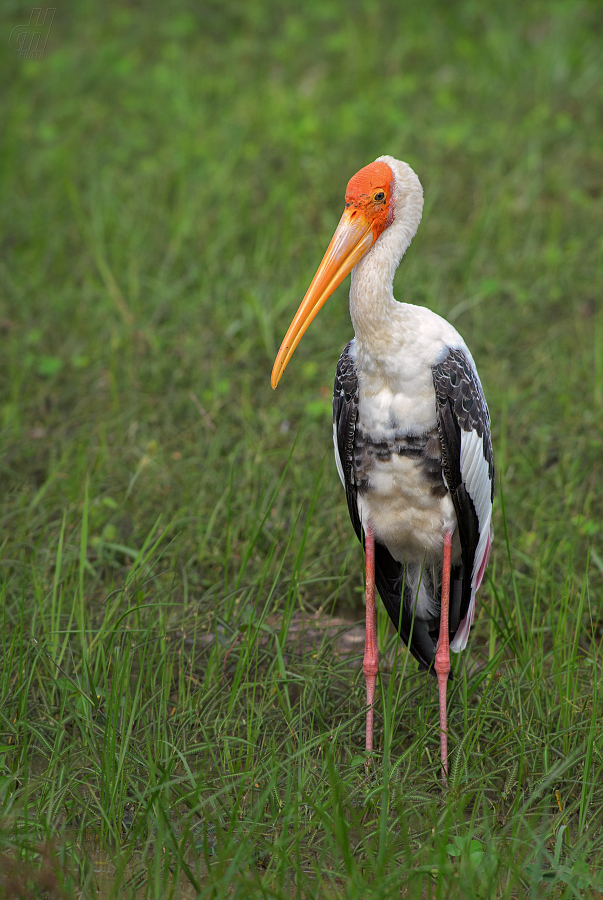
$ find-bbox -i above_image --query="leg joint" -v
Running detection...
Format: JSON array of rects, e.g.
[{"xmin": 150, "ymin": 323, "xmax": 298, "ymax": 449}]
[{"xmin": 363, "ymin": 660, "xmax": 379, "ymax": 677}]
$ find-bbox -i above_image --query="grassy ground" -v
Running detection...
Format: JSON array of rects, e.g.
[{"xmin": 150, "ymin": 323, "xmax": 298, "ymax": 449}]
[{"xmin": 1, "ymin": 0, "xmax": 603, "ymax": 896}]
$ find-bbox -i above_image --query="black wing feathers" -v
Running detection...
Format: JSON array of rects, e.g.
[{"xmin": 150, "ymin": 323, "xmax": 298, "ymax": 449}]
[
  {"xmin": 432, "ymin": 348, "xmax": 494, "ymax": 492},
  {"xmin": 333, "ymin": 341, "xmax": 362, "ymax": 540},
  {"xmin": 432, "ymin": 348, "xmax": 494, "ymax": 622}
]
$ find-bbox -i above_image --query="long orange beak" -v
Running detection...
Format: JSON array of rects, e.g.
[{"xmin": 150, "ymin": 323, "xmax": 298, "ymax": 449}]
[{"xmin": 271, "ymin": 208, "xmax": 375, "ymax": 388}]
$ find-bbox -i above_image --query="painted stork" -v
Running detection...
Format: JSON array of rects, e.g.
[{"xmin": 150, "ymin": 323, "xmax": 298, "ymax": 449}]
[{"xmin": 271, "ymin": 156, "xmax": 493, "ymax": 779}]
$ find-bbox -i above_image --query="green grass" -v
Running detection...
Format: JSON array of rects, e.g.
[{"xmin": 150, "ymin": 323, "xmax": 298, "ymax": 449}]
[{"xmin": 1, "ymin": 0, "xmax": 603, "ymax": 896}]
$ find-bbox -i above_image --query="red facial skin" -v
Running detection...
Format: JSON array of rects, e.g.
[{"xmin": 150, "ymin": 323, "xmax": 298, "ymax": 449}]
[{"xmin": 344, "ymin": 161, "xmax": 395, "ymax": 241}]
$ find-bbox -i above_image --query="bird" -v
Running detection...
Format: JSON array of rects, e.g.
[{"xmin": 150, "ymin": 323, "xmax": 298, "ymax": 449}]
[{"xmin": 271, "ymin": 156, "xmax": 493, "ymax": 779}]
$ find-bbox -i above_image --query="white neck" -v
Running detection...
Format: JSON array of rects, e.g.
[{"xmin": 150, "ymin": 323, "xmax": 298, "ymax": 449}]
[{"xmin": 349, "ymin": 156, "xmax": 424, "ymax": 355}]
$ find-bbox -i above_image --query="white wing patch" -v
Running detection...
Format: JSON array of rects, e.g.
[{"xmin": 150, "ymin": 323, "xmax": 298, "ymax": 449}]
[
  {"xmin": 333, "ymin": 420, "xmax": 345, "ymax": 488},
  {"xmin": 449, "ymin": 427, "xmax": 493, "ymax": 653}
]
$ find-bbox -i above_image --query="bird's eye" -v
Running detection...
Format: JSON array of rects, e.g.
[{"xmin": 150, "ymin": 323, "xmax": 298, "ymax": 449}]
[{"xmin": 373, "ymin": 191, "xmax": 386, "ymax": 203}]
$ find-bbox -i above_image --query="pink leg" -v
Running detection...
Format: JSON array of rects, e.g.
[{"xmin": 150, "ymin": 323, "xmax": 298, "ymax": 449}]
[
  {"xmin": 434, "ymin": 531, "xmax": 453, "ymax": 783},
  {"xmin": 363, "ymin": 523, "xmax": 378, "ymax": 753}
]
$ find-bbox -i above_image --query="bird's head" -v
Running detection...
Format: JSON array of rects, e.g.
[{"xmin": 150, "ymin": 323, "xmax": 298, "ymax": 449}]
[
  {"xmin": 271, "ymin": 156, "xmax": 420, "ymax": 388},
  {"xmin": 343, "ymin": 160, "xmax": 396, "ymax": 242}
]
